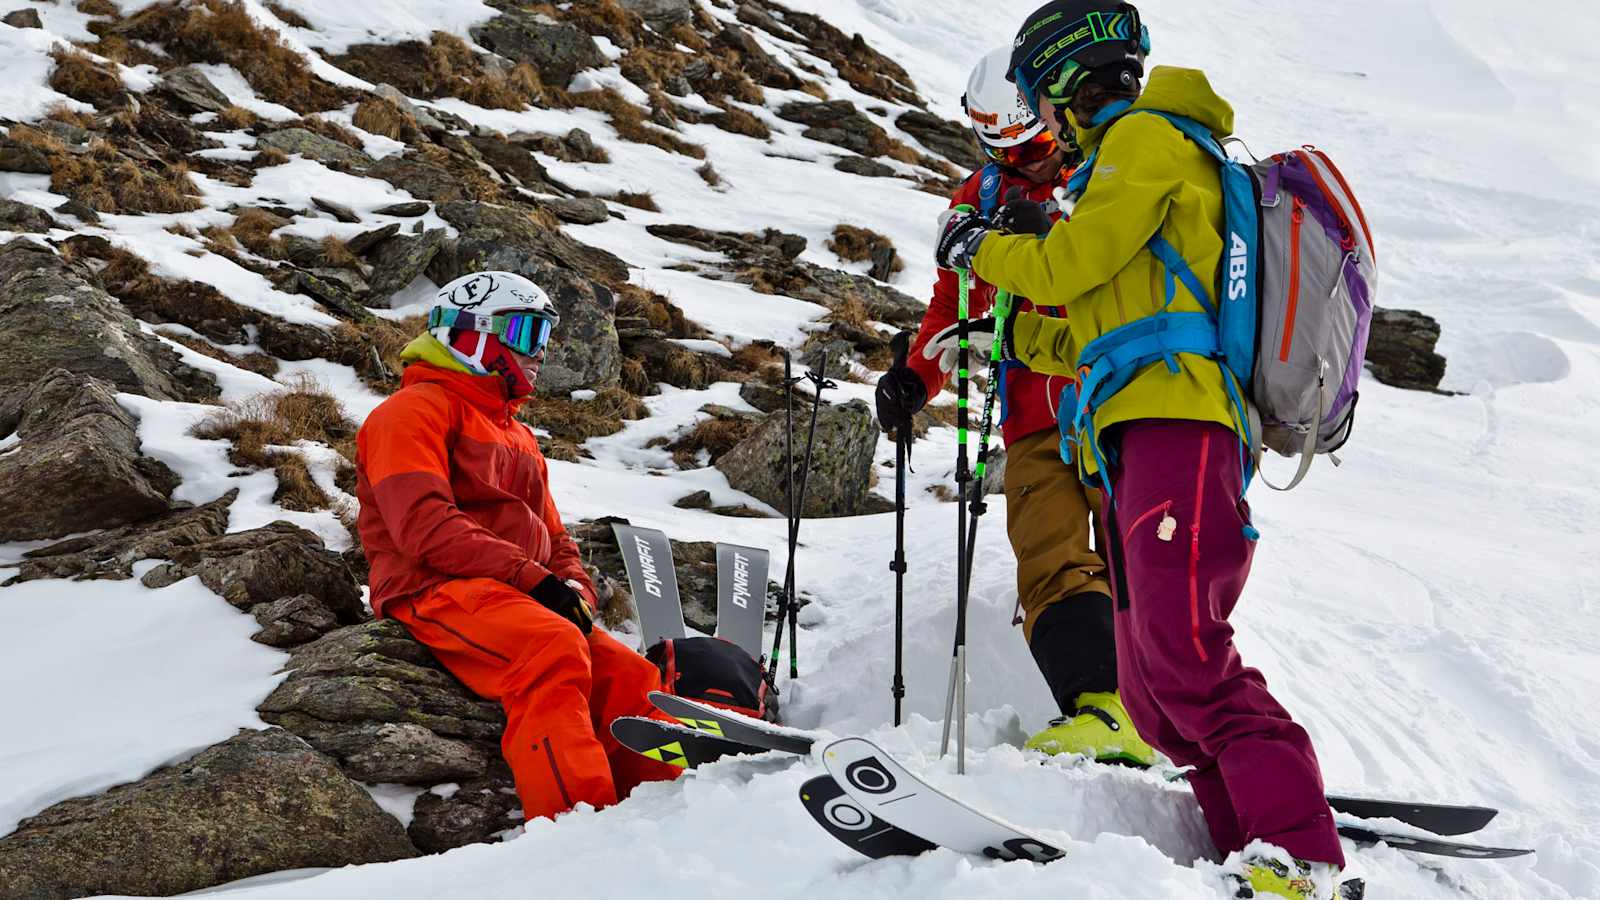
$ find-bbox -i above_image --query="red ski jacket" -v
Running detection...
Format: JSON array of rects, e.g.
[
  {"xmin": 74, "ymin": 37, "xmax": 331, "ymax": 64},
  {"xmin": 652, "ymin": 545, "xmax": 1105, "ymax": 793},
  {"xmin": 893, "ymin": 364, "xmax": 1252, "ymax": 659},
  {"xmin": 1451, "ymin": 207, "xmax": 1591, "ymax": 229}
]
[
  {"xmin": 356, "ymin": 361, "xmax": 595, "ymax": 618},
  {"xmin": 907, "ymin": 165, "xmax": 1075, "ymax": 447}
]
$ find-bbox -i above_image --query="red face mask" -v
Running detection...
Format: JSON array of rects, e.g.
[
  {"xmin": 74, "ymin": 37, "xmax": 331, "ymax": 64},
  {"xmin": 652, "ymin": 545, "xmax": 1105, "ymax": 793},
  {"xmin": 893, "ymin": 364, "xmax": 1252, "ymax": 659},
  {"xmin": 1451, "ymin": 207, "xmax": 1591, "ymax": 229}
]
[{"xmin": 447, "ymin": 329, "xmax": 537, "ymax": 398}]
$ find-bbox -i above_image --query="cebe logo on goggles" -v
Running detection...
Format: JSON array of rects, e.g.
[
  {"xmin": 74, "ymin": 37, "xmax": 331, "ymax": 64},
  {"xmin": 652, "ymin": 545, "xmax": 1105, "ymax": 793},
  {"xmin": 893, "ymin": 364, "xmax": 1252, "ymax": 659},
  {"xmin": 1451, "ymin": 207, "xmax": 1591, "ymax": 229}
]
[
  {"xmin": 427, "ymin": 307, "xmax": 559, "ymax": 357},
  {"xmin": 984, "ymin": 128, "xmax": 1062, "ymax": 168}
]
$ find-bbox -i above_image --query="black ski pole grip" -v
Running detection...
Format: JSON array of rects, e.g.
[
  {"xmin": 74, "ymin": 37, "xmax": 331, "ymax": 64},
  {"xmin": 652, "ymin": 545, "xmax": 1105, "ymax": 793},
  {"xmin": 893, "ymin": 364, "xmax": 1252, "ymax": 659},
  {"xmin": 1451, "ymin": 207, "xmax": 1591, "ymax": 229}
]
[{"xmin": 890, "ymin": 330, "xmax": 911, "ymax": 370}]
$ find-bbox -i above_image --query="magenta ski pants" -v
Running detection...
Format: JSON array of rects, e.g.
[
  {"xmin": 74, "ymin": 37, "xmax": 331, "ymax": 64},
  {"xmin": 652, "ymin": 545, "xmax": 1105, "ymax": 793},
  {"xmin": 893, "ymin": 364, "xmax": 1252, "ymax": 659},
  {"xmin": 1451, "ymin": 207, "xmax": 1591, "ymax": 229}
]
[{"xmin": 1102, "ymin": 419, "xmax": 1344, "ymax": 866}]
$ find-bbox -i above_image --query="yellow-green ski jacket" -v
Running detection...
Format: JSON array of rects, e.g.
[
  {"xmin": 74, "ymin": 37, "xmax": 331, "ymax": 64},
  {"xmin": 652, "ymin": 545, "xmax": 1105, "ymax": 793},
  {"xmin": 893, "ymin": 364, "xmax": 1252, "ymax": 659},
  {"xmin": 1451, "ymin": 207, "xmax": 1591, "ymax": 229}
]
[{"xmin": 972, "ymin": 66, "xmax": 1243, "ymax": 475}]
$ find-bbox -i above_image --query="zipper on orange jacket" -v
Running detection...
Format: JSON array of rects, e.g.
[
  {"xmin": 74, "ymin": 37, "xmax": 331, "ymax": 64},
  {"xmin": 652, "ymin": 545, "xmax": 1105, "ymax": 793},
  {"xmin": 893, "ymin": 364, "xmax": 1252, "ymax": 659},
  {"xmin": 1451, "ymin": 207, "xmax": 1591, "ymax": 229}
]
[{"xmin": 1278, "ymin": 198, "xmax": 1307, "ymax": 363}]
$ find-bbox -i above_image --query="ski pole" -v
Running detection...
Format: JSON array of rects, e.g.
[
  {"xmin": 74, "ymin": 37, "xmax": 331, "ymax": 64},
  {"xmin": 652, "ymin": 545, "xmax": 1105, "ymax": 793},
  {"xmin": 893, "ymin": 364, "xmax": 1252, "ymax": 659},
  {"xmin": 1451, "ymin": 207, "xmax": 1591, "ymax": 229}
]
[
  {"xmin": 788, "ymin": 350, "xmax": 835, "ymax": 680},
  {"xmin": 888, "ymin": 331, "xmax": 912, "ymax": 726},
  {"xmin": 960, "ymin": 289, "xmax": 1012, "ymax": 598},
  {"xmin": 769, "ymin": 350, "xmax": 800, "ymax": 678},
  {"xmin": 940, "ymin": 209, "xmax": 976, "ymax": 773}
]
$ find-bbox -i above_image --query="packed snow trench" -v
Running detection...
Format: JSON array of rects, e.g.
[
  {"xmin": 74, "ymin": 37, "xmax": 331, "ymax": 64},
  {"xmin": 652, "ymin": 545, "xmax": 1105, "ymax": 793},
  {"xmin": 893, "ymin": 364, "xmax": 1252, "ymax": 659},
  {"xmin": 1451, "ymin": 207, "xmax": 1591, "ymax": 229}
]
[{"xmin": 1, "ymin": 0, "xmax": 1598, "ymax": 898}]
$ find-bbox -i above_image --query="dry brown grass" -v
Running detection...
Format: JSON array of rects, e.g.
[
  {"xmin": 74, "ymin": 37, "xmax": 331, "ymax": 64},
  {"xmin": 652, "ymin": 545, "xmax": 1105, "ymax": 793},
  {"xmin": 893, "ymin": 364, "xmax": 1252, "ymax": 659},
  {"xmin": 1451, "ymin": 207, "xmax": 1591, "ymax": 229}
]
[
  {"xmin": 668, "ymin": 416, "xmax": 757, "ymax": 467},
  {"xmin": 614, "ymin": 283, "xmax": 705, "ymax": 338},
  {"xmin": 253, "ymin": 145, "xmax": 290, "ymax": 168},
  {"xmin": 192, "ymin": 376, "xmax": 356, "ymax": 512},
  {"xmin": 620, "ymin": 356, "xmax": 651, "ymax": 396},
  {"xmin": 47, "ymin": 139, "xmax": 203, "ymax": 214},
  {"xmin": 706, "ymin": 106, "xmax": 771, "ymax": 140},
  {"xmin": 607, "ymin": 191, "xmax": 659, "ymax": 212},
  {"xmin": 119, "ymin": 0, "xmax": 349, "ymax": 114},
  {"xmin": 8, "ymin": 124, "xmax": 68, "ymax": 155},
  {"xmin": 262, "ymin": 1, "xmax": 310, "ymax": 28},
  {"xmin": 797, "ymin": 81, "xmax": 829, "ymax": 100},
  {"xmin": 696, "ymin": 162, "xmax": 721, "ymax": 188},
  {"xmin": 826, "ymin": 224, "xmax": 904, "ymax": 275},
  {"xmin": 79, "ymin": 0, "xmax": 121, "ymax": 15},
  {"xmin": 216, "ymin": 105, "xmax": 258, "ymax": 130},
  {"xmin": 319, "ymin": 235, "xmax": 361, "ymax": 269},
  {"xmin": 48, "ymin": 46, "xmax": 125, "ymax": 107},
  {"xmin": 351, "ymin": 96, "xmax": 412, "ymax": 139},
  {"xmin": 330, "ymin": 315, "xmax": 423, "ymax": 393},
  {"xmin": 291, "ymin": 115, "xmax": 365, "ymax": 150},
  {"xmin": 726, "ymin": 342, "xmax": 781, "ymax": 378},
  {"xmin": 568, "ymin": 88, "xmax": 705, "ymax": 159},
  {"xmin": 523, "ymin": 387, "xmax": 648, "ymax": 445},
  {"xmin": 229, "ymin": 208, "xmax": 289, "ymax": 259}
]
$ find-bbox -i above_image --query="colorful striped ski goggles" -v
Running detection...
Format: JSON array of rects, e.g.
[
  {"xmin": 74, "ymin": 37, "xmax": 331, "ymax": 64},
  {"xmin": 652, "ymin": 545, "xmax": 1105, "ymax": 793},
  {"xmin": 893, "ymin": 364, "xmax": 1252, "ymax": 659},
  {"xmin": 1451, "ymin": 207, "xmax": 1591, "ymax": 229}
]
[
  {"xmin": 1013, "ymin": 8, "xmax": 1150, "ymax": 118},
  {"xmin": 428, "ymin": 306, "xmax": 559, "ymax": 356},
  {"xmin": 983, "ymin": 128, "xmax": 1062, "ymax": 168}
]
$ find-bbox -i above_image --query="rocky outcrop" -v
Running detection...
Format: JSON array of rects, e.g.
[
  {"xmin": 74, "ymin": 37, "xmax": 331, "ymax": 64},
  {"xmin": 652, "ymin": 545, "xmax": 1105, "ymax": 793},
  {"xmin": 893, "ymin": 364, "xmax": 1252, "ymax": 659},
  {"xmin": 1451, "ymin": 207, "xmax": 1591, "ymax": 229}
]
[
  {"xmin": 251, "ymin": 593, "xmax": 344, "ymax": 647},
  {"xmin": 896, "ymin": 109, "xmax": 984, "ymax": 170},
  {"xmin": 470, "ymin": 9, "xmax": 605, "ymax": 88},
  {"xmin": 645, "ymin": 224, "xmax": 923, "ymax": 329},
  {"xmin": 0, "ymin": 729, "xmax": 417, "ymax": 900},
  {"xmin": 4, "ymin": 491, "xmax": 234, "ymax": 584},
  {"xmin": 0, "ymin": 239, "xmax": 215, "ymax": 401},
  {"xmin": 0, "ymin": 199, "xmax": 58, "ymax": 232},
  {"xmin": 1366, "ymin": 307, "xmax": 1448, "ymax": 393},
  {"xmin": 0, "ymin": 370, "xmax": 181, "ymax": 542},
  {"xmin": 778, "ymin": 100, "xmax": 891, "ymax": 157},
  {"xmin": 139, "ymin": 522, "xmax": 368, "ymax": 625},
  {"xmin": 257, "ymin": 621, "xmax": 504, "ymax": 784},
  {"xmin": 408, "ymin": 778, "xmax": 521, "ymax": 853},
  {"xmin": 259, "ymin": 128, "xmax": 374, "ymax": 169},
  {"xmin": 156, "ymin": 65, "xmax": 231, "ymax": 114},
  {"xmin": 366, "ymin": 228, "xmax": 449, "ymax": 305},
  {"xmin": 715, "ymin": 399, "xmax": 879, "ymax": 518}
]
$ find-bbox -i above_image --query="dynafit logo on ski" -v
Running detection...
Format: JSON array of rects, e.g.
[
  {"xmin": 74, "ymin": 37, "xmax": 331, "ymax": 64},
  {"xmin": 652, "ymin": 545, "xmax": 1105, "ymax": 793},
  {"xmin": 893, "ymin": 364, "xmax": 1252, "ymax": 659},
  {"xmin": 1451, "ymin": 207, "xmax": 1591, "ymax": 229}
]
[
  {"xmin": 731, "ymin": 553, "xmax": 752, "ymax": 609},
  {"xmin": 633, "ymin": 535, "xmax": 664, "ymax": 597}
]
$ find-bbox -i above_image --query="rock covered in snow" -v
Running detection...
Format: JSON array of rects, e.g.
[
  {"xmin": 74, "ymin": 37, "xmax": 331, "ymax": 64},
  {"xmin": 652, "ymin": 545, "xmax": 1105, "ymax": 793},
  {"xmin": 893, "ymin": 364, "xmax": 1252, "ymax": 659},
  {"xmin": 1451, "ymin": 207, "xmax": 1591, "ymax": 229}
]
[
  {"xmin": 716, "ymin": 399, "xmax": 879, "ymax": 518},
  {"xmin": 0, "ymin": 239, "xmax": 215, "ymax": 401},
  {"xmin": 0, "ymin": 728, "xmax": 418, "ymax": 900},
  {"xmin": 0, "ymin": 369, "xmax": 182, "ymax": 542}
]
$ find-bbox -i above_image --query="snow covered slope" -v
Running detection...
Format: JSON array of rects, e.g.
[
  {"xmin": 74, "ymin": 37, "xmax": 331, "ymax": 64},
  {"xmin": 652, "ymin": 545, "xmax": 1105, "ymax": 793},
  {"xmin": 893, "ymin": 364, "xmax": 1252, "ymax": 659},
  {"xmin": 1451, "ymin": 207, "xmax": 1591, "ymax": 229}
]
[{"xmin": 2, "ymin": 0, "xmax": 1598, "ymax": 898}]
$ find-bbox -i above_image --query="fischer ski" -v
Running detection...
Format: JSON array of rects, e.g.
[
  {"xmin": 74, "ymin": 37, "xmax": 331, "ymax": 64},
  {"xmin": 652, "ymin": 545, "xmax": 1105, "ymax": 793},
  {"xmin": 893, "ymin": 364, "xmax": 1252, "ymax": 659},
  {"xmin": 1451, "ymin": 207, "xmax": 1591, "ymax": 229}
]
[
  {"xmin": 648, "ymin": 691, "xmax": 812, "ymax": 755},
  {"xmin": 1330, "ymin": 823, "xmax": 1530, "ymax": 859},
  {"xmin": 609, "ymin": 717, "xmax": 754, "ymax": 769}
]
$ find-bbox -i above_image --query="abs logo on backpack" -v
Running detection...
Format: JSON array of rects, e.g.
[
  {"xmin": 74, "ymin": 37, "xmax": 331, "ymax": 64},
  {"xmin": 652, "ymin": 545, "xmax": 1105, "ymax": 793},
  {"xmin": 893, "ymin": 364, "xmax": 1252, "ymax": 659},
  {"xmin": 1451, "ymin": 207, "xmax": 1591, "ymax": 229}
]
[{"xmin": 1227, "ymin": 231, "xmax": 1250, "ymax": 301}]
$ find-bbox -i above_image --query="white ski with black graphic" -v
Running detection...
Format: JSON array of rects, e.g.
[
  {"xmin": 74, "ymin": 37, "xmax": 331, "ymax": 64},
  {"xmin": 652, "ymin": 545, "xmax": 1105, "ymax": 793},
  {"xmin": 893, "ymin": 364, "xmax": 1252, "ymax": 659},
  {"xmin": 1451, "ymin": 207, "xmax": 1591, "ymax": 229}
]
[
  {"xmin": 821, "ymin": 737, "xmax": 1066, "ymax": 864},
  {"xmin": 714, "ymin": 542, "xmax": 769, "ymax": 658},
  {"xmin": 612, "ymin": 523, "xmax": 686, "ymax": 646}
]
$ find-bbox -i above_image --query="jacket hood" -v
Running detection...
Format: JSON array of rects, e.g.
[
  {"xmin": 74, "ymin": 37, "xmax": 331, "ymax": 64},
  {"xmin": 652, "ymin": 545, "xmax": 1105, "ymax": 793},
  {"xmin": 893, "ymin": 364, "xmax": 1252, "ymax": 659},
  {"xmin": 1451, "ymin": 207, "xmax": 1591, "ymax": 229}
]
[
  {"xmin": 1074, "ymin": 66, "xmax": 1235, "ymax": 151},
  {"xmin": 398, "ymin": 334, "xmax": 529, "ymax": 418}
]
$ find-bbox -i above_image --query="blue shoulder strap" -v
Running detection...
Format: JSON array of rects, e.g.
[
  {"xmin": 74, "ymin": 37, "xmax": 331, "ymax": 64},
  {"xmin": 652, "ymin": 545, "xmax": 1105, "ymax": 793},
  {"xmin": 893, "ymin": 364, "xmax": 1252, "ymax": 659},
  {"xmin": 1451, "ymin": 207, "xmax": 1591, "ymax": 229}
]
[{"xmin": 977, "ymin": 163, "xmax": 1003, "ymax": 219}]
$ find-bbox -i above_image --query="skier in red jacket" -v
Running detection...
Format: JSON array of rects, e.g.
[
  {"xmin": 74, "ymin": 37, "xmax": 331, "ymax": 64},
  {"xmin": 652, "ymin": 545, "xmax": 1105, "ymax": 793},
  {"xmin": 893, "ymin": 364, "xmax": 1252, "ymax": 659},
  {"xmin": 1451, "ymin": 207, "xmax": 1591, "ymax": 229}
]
[
  {"xmin": 356, "ymin": 271, "xmax": 682, "ymax": 822},
  {"xmin": 875, "ymin": 48, "xmax": 1154, "ymax": 765}
]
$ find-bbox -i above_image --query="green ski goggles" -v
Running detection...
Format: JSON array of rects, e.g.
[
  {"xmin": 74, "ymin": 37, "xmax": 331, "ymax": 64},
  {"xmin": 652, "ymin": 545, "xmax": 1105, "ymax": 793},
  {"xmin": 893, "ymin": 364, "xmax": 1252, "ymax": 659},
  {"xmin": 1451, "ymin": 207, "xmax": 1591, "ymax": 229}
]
[{"xmin": 428, "ymin": 306, "xmax": 560, "ymax": 356}]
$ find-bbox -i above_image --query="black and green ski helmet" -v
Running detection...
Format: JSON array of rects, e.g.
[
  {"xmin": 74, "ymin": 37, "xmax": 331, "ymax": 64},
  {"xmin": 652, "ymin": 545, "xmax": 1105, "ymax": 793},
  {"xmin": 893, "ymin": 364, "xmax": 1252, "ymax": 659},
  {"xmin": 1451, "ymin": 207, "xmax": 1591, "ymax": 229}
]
[{"xmin": 1008, "ymin": 0, "xmax": 1150, "ymax": 116}]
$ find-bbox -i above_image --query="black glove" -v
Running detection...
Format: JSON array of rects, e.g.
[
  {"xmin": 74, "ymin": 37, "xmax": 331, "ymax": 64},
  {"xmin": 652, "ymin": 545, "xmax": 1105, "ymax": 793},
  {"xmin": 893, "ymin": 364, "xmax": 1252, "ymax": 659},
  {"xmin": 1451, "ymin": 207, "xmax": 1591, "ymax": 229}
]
[
  {"xmin": 529, "ymin": 575, "xmax": 594, "ymax": 634},
  {"xmin": 874, "ymin": 364, "xmax": 927, "ymax": 433},
  {"xmin": 934, "ymin": 207, "xmax": 991, "ymax": 271},
  {"xmin": 993, "ymin": 187, "xmax": 1052, "ymax": 236}
]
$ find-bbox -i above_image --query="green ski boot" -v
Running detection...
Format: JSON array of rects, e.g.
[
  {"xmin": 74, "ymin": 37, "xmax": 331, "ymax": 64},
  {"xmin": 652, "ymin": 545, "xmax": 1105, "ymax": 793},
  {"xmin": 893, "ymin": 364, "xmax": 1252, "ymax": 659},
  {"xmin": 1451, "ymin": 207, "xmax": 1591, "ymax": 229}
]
[
  {"xmin": 1229, "ymin": 853, "xmax": 1342, "ymax": 900},
  {"xmin": 1024, "ymin": 690, "xmax": 1157, "ymax": 767}
]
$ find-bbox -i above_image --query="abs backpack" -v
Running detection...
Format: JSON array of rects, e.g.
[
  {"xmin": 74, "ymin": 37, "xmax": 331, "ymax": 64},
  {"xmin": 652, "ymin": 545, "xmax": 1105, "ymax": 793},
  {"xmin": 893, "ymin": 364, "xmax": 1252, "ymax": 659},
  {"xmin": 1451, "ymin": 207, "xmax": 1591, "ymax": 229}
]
[{"xmin": 1060, "ymin": 105, "xmax": 1377, "ymax": 492}]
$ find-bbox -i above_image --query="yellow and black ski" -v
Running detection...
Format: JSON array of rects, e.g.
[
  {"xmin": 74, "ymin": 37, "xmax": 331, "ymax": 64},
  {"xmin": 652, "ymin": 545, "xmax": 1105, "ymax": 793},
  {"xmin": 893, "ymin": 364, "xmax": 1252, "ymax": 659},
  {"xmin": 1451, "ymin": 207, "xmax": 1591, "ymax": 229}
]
[{"xmin": 609, "ymin": 716, "xmax": 756, "ymax": 769}]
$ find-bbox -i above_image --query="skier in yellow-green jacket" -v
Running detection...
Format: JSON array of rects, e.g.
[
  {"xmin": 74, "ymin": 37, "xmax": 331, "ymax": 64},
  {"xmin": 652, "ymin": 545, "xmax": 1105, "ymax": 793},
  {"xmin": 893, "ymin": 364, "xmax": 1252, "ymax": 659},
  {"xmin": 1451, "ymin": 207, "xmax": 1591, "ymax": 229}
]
[{"xmin": 927, "ymin": 3, "xmax": 1345, "ymax": 898}]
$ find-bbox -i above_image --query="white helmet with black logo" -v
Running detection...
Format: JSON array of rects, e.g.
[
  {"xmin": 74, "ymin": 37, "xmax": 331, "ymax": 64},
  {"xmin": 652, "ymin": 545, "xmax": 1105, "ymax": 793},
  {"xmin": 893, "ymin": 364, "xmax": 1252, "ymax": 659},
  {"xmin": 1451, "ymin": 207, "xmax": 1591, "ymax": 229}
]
[{"xmin": 963, "ymin": 45, "xmax": 1047, "ymax": 150}]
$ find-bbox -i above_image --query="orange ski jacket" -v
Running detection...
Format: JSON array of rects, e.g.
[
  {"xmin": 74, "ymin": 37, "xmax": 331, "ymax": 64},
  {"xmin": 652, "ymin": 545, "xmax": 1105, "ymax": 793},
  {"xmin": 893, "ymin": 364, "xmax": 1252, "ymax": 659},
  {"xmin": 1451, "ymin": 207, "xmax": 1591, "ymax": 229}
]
[{"xmin": 356, "ymin": 360, "xmax": 595, "ymax": 618}]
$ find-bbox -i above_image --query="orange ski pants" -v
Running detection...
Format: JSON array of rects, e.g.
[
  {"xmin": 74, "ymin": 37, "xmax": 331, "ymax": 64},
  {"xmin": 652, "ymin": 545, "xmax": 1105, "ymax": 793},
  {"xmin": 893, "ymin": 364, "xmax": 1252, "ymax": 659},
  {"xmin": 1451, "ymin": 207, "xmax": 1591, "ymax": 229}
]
[{"xmin": 388, "ymin": 577, "xmax": 683, "ymax": 821}]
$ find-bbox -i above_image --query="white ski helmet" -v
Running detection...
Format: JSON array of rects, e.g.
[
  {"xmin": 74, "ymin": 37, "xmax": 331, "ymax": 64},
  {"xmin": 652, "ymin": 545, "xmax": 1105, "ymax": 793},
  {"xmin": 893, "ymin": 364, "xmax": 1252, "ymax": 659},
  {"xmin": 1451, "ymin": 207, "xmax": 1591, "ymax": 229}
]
[
  {"xmin": 963, "ymin": 45, "xmax": 1047, "ymax": 150},
  {"xmin": 428, "ymin": 271, "xmax": 560, "ymax": 371}
]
